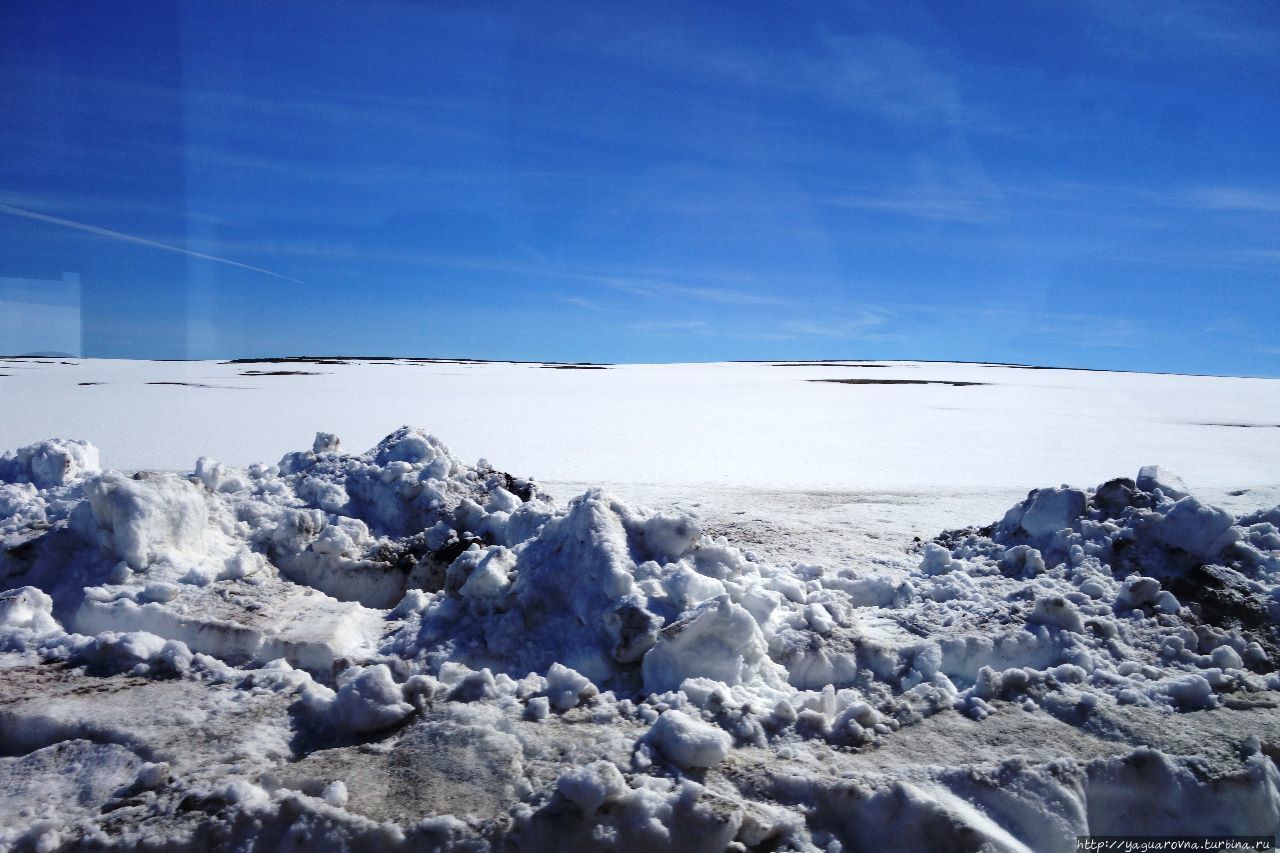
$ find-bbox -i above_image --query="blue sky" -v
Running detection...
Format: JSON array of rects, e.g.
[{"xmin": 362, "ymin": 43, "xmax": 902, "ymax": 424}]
[{"xmin": 2, "ymin": 1, "xmax": 1278, "ymax": 374}]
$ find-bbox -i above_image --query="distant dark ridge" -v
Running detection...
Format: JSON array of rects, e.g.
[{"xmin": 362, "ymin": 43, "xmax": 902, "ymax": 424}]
[
  {"xmin": 218, "ymin": 356, "xmax": 615, "ymax": 368},
  {"xmin": 12, "ymin": 355, "xmax": 1271, "ymax": 380},
  {"xmin": 220, "ymin": 355, "xmax": 525, "ymax": 365},
  {"xmin": 736, "ymin": 358, "xmax": 1272, "ymax": 381},
  {"xmin": 772, "ymin": 362, "xmax": 893, "ymax": 368}
]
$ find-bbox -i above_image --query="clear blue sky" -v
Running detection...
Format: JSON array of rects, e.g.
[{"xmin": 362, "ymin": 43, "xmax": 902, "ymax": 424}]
[{"xmin": 2, "ymin": 2, "xmax": 1278, "ymax": 374}]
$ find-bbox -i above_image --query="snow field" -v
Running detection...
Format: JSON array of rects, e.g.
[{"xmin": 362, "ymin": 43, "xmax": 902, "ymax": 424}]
[{"xmin": 4, "ymin": 357, "xmax": 1280, "ymax": 491}]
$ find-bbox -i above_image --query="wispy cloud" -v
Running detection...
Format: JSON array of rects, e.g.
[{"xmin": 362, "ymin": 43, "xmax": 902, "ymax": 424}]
[
  {"xmin": 588, "ymin": 275, "xmax": 796, "ymax": 308},
  {"xmin": 1084, "ymin": 1, "xmax": 1280, "ymax": 58},
  {"xmin": 0, "ymin": 201, "xmax": 304, "ymax": 284},
  {"xmin": 772, "ymin": 309, "xmax": 892, "ymax": 339},
  {"xmin": 1189, "ymin": 187, "xmax": 1280, "ymax": 214},
  {"xmin": 598, "ymin": 25, "xmax": 990, "ymax": 131},
  {"xmin": 628, "ymin": 319, "xmax": 711, "ymax": 334},
  {"xmin": 1234, "ymin": 249, "xmax": 1280, "ymax": 265},
  {"xmin": 553, "ymin": 294, "xmax": 616, "ymax": 312},
  {"xmin": 822, "ymin": 190, "xmax": 1002, "ymax": 224},
  {"xmin": 179, "ymin": 237, "xmax": 800, "ymax": 310}
]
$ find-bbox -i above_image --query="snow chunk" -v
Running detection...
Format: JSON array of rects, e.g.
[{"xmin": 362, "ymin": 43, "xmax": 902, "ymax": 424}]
[
  {"xmin": 0, "ymin": 586, "xmax": 60, "ymax": 641},
  {"xmin": 330, "ymin": 664, "xmax": 415, "ymax": 732},
  {"xmin": 544, "ymin": 662, "xmax": 597, "ymax": 712},
  {"xmin": 77, "ymin": 473, "xmax": 208, "ymax": 570},
  {"xmin": 1162, "ymin": 674, "xmax": 1217, "ymax": 710},
  {"xmin": 313, "ymin": 432, "xmax": 342, "ymax": 454},
  {"xmin": 640, "ymin": 513, "xmax": 700, "ymax": 562},
  {"xmin": 322, "ymin": 780, "xmax": 350, "ymax": 808},
  {"xmin": 644, "ymin": 709, "xmax": 732, "ymax": 770},
  {"xmin": 1137, "ymin": 465, "xmax": 1190, "ymax": 500},
  {"xmin": 1019, "ymin": 487, "xmax": 1087, "ymax": 537},
  {"xmin": 0, "ymin": 438, "xmax": 100, "ymax": 488},
  {"xmin": 1155, "ymin": 497, "xmax": 1237, "ymax": 561},
  {"xmin": 1027, "ymin": 596, "xmax": 1084, "ymax": 634},
  {"xmin": 372, "ymin": 426, "xmax": 458, "ymax": 471},
  {"xmin": 919, "ymin": 543, "xmax": 954, "ymax": 576},
  {"xmin": 1115, "ymin": 576, "xmax": 1162, "ymax": 611},
  {"xmin": 556, "ymin": 760, "xmax": 628, "ymax": 814},
  {"xmin": 642, "ymin": 595, "xmax": 786, "ymax": 694}
]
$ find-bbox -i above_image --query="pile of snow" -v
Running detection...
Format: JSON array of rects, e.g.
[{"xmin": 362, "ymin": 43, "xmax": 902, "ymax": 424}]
[{"xmin": 2, "ymin": 427, "xmax": 1279, "ymax": 850}]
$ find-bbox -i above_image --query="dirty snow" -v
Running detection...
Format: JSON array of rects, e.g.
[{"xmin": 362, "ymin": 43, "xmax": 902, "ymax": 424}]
[{"xmin": 1, "ymin": 358, "xmax": 1279, "ymax": 851}]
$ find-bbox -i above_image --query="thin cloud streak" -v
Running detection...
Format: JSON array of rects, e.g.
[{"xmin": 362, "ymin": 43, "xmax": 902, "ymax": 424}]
[
  {"xmin": 1190, "ymin": 187, "xmax": 1280, "ymax": 214},
  {"xmin": 0, "ymin": 202, "xmax": 304, "ymax": 284},
  {"xmin": 822, "ymin": 191, "xmax": 1002, "ymax": 224}
]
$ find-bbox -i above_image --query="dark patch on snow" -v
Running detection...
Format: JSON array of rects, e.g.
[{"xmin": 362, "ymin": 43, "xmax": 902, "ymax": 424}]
[
  {"xmin": 540, "ymin": 363, "xmax": 610, "ymax": 370},
  {"xmin": 429, "ymin": 533, "xmax": 486, "ymax": 569},
  {"xmin": 773, "ymin": 362, "xmax": 893, "ymax": 368},
  {"xmin": 1166, "ymin": 565, "xmax": 1280, "ymax": 673},
  {"xmin": 414, "ymin": 533, "xmax": 488, "ymax": 593},
  {"xmin": 809, "ymin": 378, "xmax": 988, "ymax": 388},
  {"xmin": 368, "ymin": 534, "xmax": 432, "ymax": 575},
  {"xmin": 1195, "ymin": 423, "xmax": 1280, "ymax": 429},
  {"xmin": 503, "ymin": 473, "xmax": 537, "ymax": 503},
  {"xmin": 238, "ymin": 370, "xmax": 328, "ymax": 376},
  {"xmin": 78, "ymin": 382, "xmax": 103, "ymax": 386},
  {"xmin": 222, "ymin": 357, "xmax": 352, "ymax": 366},
  {"xmin": 1093, "ymin": 478, "xmax": 1152, "ymax": 516},
  {"xmin": 734, "ymin": 357, "xmax": 1270, "ymax": 380},
  {"xmin": 146, "ymin": 381, "xmax": 246, "ymax": 390}
]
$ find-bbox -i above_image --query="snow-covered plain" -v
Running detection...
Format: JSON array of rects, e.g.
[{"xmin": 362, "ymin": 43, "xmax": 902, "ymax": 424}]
[
  {"xmin": 2, "ymin": 357, "xmax": 1279, "ymax": 851},
  {"xmin": 3, "ymin": 357, "xmax": 1279, "ymax": 490}
]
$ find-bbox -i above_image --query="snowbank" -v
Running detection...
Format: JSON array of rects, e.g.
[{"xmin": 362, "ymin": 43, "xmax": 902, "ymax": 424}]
[{"xmin": 2, "ymin": 428, "xmax": 1278, "ymax": 850}]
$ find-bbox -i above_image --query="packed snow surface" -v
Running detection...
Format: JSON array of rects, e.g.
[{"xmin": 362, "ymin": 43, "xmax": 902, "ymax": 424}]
[
  {"xmin": 3, "ymin": 357, "xmax": 1280, "ymax": 490},
  {"xmin": 2, "ymin": 412, "xmax": 1279, "ymax": 850}
]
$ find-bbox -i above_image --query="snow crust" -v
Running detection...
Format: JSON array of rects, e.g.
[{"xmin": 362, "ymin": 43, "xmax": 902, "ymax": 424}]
[{"xmin": 2, "ymin": 424, "xmax": 1279, "ymax": 850}]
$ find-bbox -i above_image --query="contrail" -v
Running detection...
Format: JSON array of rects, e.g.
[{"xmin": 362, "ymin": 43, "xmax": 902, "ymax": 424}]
[{"xmin": 0, "ymin": 201, "xmax": 304, "ymax": 284}]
